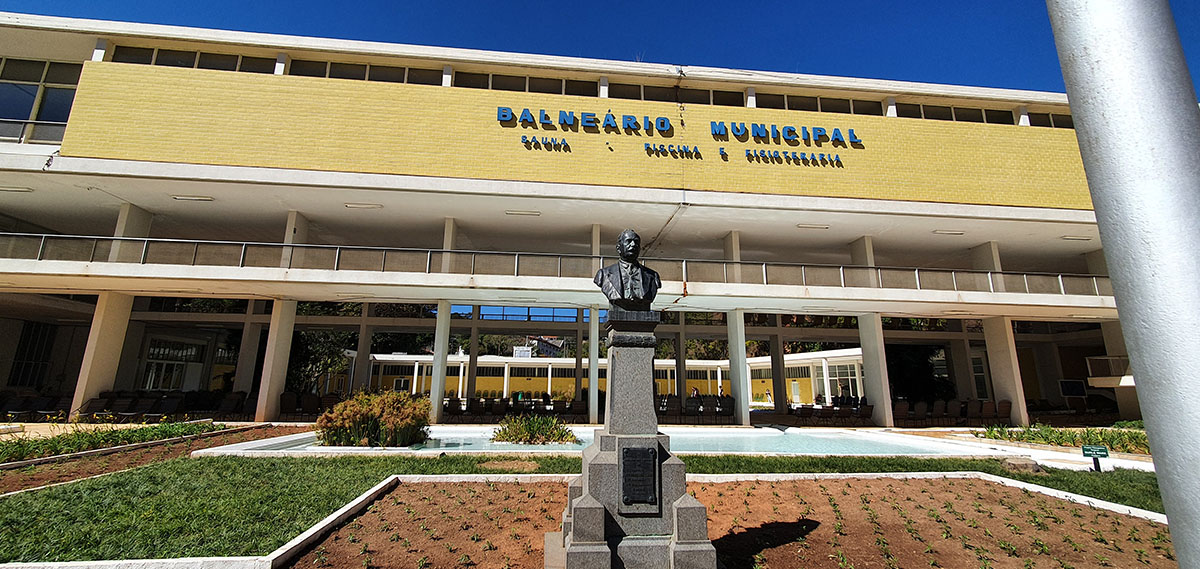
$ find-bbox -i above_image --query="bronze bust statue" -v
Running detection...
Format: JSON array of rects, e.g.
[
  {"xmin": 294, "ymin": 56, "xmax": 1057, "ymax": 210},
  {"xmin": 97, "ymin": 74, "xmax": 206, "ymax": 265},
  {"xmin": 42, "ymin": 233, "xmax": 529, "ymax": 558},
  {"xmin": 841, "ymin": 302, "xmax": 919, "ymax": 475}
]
[{"xmin": 594, "ymin": 229, "xmax": 662, "ymax": 312}]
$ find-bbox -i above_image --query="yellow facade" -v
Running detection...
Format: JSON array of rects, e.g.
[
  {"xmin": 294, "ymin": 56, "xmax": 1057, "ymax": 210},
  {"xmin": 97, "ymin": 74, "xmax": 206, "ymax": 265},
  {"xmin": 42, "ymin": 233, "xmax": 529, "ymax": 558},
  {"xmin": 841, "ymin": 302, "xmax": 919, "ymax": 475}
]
[{"xmin": 63, "ymin": 62, "xmax": 1091, "ymax": 210}]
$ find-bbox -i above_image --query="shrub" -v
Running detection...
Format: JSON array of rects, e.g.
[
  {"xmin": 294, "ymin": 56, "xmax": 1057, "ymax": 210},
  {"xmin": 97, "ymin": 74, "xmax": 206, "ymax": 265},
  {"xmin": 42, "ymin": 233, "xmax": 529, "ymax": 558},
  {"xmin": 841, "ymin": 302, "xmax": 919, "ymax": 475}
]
[
  {"xmin": 972, "ymin": 423, "xmax": 1150, "ymax": 454},
  {"xmin": 315, "ymin": 391, "xmax": 429, "ymax": 447},
  {"xmin": 1111, "ymin": 420, "xmax": 1144, "ymax": 430},
  {"xmin": 490, "ymin": 415, "xmax": 580, "ymax": 444}
]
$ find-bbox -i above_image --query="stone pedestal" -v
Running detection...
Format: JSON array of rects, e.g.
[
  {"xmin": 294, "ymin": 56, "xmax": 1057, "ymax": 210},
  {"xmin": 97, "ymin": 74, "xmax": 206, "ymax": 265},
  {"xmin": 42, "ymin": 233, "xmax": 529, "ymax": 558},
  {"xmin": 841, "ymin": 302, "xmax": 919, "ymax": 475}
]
[{"xmin": 545, "ymin": 311, "xmax": 716, "ymax": 569}]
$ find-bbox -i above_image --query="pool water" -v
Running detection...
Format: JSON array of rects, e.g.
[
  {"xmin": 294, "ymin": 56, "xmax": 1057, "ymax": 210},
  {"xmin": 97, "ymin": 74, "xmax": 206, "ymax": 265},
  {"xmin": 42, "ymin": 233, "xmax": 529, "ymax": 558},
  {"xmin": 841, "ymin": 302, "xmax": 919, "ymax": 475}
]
[{"xmin": 200, "ymin": 425, "xmax": 989, "ymax": 457}]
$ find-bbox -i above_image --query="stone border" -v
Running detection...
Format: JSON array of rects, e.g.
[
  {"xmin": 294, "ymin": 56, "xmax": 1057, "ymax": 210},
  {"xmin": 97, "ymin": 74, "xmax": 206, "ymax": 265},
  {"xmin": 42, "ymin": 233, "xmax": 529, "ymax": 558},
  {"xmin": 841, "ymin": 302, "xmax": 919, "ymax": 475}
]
[
  {"xmin": 0, "ymin": 422, "xmax": 261, "ymax": 471},
  {"xmin": 0, "ymin": 471, "xmax": 1166, "ymax": 568},
  {"xmin": 0, "ymin": 424, "xmax": 21, "ymax": 435}
]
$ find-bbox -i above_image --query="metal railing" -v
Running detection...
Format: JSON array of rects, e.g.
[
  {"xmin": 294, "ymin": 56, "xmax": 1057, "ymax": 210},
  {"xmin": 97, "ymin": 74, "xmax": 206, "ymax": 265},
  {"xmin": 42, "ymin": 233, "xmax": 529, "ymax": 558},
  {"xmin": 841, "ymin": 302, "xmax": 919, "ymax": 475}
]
[
  {"xmin": 1087, "ymin": 355, "xmax": 1132, "ymax": 377},
  {"xmin": 0, "ymin": 119, "xmax": 67, "ymax": 144},
  {"xmin": 0, "ymin": 232, "xmax": 1113, "ymax": 296}
]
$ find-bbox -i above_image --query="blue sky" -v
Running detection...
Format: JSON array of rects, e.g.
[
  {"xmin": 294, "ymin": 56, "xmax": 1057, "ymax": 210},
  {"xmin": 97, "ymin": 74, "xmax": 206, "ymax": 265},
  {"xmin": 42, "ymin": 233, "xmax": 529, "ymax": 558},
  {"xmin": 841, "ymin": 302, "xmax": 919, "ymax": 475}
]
[{"xmin": 3, "ymin": 1, "xmax": 1198, "ymax": 96}]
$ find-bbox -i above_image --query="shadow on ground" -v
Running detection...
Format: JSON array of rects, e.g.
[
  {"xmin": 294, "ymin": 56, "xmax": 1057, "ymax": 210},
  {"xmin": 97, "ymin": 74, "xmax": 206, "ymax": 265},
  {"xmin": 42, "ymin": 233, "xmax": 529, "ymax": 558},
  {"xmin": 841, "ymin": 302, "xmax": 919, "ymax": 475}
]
[{"xmin": 712, "ymin": 518, "xmax": 820, "ymax": 568}]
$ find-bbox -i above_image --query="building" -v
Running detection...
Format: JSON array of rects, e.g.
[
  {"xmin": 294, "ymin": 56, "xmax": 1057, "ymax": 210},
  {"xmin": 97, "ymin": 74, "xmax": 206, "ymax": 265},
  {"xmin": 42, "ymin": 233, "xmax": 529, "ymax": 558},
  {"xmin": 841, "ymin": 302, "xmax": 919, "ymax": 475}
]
[{"xmin": 0, "ymin": 12, "xmax": 1135, "ymax": 427}]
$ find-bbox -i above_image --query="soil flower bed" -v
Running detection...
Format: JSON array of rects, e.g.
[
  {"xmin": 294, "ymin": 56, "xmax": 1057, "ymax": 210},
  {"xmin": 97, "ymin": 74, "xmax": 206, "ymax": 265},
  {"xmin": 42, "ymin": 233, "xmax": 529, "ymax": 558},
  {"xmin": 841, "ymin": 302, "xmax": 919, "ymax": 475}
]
[
  {"xmin": 287, "ymin": 478, "xmax": 1174, "ymax": 569},
  {"xmin": 0, "ymin": 425, "xmax": 310, "ymax": 494}
]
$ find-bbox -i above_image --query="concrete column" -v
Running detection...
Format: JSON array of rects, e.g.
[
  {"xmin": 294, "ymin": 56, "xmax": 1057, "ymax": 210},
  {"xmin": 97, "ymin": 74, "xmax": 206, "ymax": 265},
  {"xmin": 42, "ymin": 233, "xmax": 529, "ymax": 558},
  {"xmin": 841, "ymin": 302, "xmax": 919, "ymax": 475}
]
[
  {"xmin": 232, "ymin": 302, "xmax": 262, "ymax": 393},
  {"xmin": 588, "ymin": 306, "xmax": 600, "ymax": 423},
  {"xmin": 70, "ymin": 292, "xmax": 134, "ymax": 419},
  {"xmin": 855, "ymin": 362, "xmax": 865, "ymax": 398},
  {"xmin": 858, "ymin": 313, "xmax": 894, "ymax": 427},
  {"xmin": 91, "ymin": 39, "xmax": 108, "ymax": 62},
  {"xmin": 467, "ymin": 306, "xmax": 481, "ymax": 398},
  {"xmin": 281, "ymin": 211, "xmax": 309, "ymax": 267},
  {"xmin": 821, "ymin": 359, "xmax": 831, "ymax": 405},
  {"xmin": 441, "ymin": 217, "xmax": 457, "ymax": 273},
  {"xmin": 429, "ymin": 300, "xmax": 451, "ymax": 423},
  {"xmin": 848, "ymin": 235, "xmax": 878, "ymax": 287},
  {"xmin": 254, "ymin": 300, "xmax": 297, "ymax": 421},
  {"xmin": 411, "ymin": 361, "xmax": 419, "ymax": 394},
  {"xmin": 745, "ymin": 87, "xmax": 756, "ymax": 108},
  {"xmin": 591, "ymin": 223, "xmax": 602, "ymax": 273},
  {"xmin": 769, "ymin": 334, "xmax": 788, "ymax": 413},
  {"xmin": 674, "ymin": 324, "xmax": 687, "ymax": 398},
  {"xmin": 724, "ymin": 230, "xmax": 742, "ymax": 283},
  {"xmin": 352, "ymin": 324, "xmax": 373, "ymax": 394},
  {"xmin": 459, "ymin": 361, "xmax": 466, "ymax": 397},
  {"xmin": 272, "ymin": 53, "xmax": 289, "ymax": 75},
  {"xmin": 948, "ymin": 337, "xmax": 975, "ymax": 400},
  {"xmin": 726, "ymin": 309, "xmax": 750, "ymax": 425},
  {"xmin": 885, "ymin": 96, "xmax": 897, "ymax": 117},
  {"xmin": 441, "ymin": 65, "xmax": 453, "ymax": 87},
  {"xmin": 971, "ymin": 241, "xmax": 1004, "ymax": 292},
  {"xmin": 110, "ymin": 203, "xmax": 153, "ymax": 262},
  {"xmin": 598, "ymin": 76, "xmax": 609, "ymax": 98},
  {"xmin": 981, "ymin": 317, "xmax": 1030, "ymax": 426},
  {"xmin": 574, "ymin": 308, "xmax": 584, "ymax": 399},
  {"xmin": 502, "ymin": 363, "xmax": 511, "ymax": 397}
]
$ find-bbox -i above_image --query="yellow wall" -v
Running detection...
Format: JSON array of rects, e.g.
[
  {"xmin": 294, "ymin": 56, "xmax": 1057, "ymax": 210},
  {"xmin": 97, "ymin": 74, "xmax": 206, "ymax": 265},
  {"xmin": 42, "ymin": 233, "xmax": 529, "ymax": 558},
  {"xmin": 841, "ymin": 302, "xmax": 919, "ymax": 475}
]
[{"xmin": 63, "ymin": 62, "xmax": 1091, "ymax": 210}]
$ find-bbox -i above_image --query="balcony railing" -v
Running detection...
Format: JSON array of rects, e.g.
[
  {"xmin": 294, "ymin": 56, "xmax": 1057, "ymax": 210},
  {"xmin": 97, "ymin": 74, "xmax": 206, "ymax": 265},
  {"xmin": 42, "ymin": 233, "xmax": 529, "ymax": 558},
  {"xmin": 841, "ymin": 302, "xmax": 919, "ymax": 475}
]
[
  {"xmin": 0, "ymin": 232, "xmax": 1113, "ymax": 296},
  {"xmin": 0, "ymin": 119, "xmax": 67, "ymax": 144},
  {"xmin": 1087, "ymin": 356, "xmax": 1132, "ymax": 377}
]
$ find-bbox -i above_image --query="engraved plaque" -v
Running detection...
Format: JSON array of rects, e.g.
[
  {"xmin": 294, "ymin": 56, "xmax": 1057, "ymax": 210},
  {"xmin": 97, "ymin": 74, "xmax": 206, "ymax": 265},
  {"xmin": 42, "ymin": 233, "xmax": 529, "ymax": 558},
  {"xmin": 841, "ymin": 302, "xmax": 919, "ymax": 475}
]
[{"xmin": 621, "ymin": 447, "xmax": 658, "ymax": 505}]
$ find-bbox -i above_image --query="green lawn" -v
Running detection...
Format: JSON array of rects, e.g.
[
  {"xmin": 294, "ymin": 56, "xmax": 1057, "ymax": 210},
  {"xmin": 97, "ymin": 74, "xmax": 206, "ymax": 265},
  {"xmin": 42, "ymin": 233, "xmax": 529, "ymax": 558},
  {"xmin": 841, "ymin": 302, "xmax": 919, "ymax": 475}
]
[{"xmin": 0, "ymin": 455, "xmax": 1162, "ymax": 563}]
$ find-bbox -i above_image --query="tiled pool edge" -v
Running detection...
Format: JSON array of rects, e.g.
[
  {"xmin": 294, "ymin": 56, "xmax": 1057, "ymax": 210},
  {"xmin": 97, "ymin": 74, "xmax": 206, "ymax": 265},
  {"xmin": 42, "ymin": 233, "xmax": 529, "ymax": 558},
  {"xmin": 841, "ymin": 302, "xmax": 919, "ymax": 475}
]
[{"xmin": 0, "ymin": 471, "xmax": 1166, "ymax": 569}]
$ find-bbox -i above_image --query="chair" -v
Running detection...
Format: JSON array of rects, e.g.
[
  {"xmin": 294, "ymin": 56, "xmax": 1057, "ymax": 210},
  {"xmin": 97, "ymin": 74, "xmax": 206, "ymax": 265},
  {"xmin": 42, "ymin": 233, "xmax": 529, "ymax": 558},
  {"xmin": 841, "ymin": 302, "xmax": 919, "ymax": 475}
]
[
  {"xmin": 8, "ymin": 396, "xmax": 51, "ymax": 422},
  {"xmin": 892, "ymin": 401, "xmax": 910, "ymax": 427},
  {"xmin": 76, "ymin": 397, "xmax": 114, "ymax": 422},
  {"xmin": 965, "ymin": 399, "xmax": 983, "ymax": 426},
  {"xmin": 214, "ymin": 392, "xmax": 247, "ymax": 420},
  {"xmin": 815, "ymin": 405, "xmax": 835, "ymax": 426},
  {"xmin": 467, "ymin": 397, "xmax": 486, "ymax": 421},
  {"xmin": 794, "ymin": 405, "xmax": 815, "ymax": 426},
  {"xmin": 928, "ymin": 400, "xmax": 947, "ymax": 427},
  {"xmin": 663, "ymin": 396, "xmax": 682, "ymax": 424},
  {"xmin": 834, "ymin": 405, "xmax": 854, "ymax": 426},
  {"xmin": 945, "ymin": 400, "xmax": 962, "ymax": 426},
  {"xmin": 279, "ymin": 392, "xmax": 300, "ymax": 419},
  {"xmin": 980, "ymin": 400, "xmax": 997, "ymax": 425},
  {"xmin": 320, "ymin": 394, "xmax": 341, "ymax": 411},
  {"xmin": 446, "ymin": 398, "xmax": 464, "ymax": 422},
  {"xmin": 855, "ymin": 404, "xmax": 875, "ymax": 426},
  {"xmin": 996, "ymin": 400, "xmax": 1012, "ymax": 426},
  {"xmin": 911, "ymin": 401, "xmax": 929, "ymax": 427},
  {"xmin": 491, "ymin": 398, "xmax": 508, "ymax": 419},
  {"xmin": 718, "ymin": 396, "xmax": 735, "ymax": 424},
  {"xmin": 682, "ymin": 397, "xmax": 702, "ymax": 424},
  {"xmin": 143, "ymin": 394, "xmax": 184, "ymax": 423},
  {"xmin": 300, "ymin": 393, "xmax": 321, "ymax": 417}
]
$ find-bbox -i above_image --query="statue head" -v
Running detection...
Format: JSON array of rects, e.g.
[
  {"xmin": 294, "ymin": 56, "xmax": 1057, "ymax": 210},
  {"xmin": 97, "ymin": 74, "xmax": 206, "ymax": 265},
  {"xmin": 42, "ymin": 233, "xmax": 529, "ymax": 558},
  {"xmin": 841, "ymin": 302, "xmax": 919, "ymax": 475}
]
[{"xmin": 616, "ymin": 229, "xmax": 641, "ymax": 262}]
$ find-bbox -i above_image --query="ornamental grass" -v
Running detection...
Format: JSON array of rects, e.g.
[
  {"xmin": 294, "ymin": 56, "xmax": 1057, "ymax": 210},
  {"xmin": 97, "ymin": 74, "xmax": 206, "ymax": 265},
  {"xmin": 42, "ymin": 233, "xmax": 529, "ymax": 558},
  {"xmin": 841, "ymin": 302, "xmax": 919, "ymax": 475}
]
[
  {"xmin": 973, "ymin": 423, "xmax": 1151, "ymax": 454},
  {"xmin": 0, "ymin": 421, "xmax": 225, "ymax": 463},
  {"xmin": 490, "ymin": 414, "xmax": 580, "ymax": 444},
  {"xmin": 315, "ymin": 391, "xmax": 429, "ymax": 447}
]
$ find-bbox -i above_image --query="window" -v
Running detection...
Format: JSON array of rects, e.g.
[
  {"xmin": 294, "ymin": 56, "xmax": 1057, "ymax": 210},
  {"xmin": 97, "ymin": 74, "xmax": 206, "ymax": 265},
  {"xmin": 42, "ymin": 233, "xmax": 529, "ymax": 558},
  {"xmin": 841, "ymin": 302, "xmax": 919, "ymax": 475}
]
[
  {"xmin": 198, "ymin": 53, "xmax": 238, "ymax": 71},
  {"xmin": 922, "ymin": 105, "xmax": 953, "ymax": 120},
  {"xmin": 896, "ymin": 103, "xmax": 923, "ymax": 118},
  {"xmin": 756, "ymin": 93, "xmax": 785, "ymax": 109},
  {"xmin": 785, "ymin": 366, "xmax": 811, "ymax": 379},
  {"xmin": 406, "ymin": 67, "xmax": 442, "ymax": 85},
  {"xmin": 7, "ymin": 321, "xmax": 56, "ymax": 388},
  {"xmin": 143, "ymin": 338, "xmax": 205, "ymax": 391},
  {"xmin": 238, "ymin": 56, "xmax": 276, "ymax": 74},
  {"xmin": 0, "ymin": 58, "xmax": 81, "ymax": 143},
  {"xmin": 953, "ymin": 107, "xmax": 985, "ymax": 123},
  {"xmin": 491, "ymin": 74, "xmax": 526, "ymax": 91},
  {"xmin": 111, "ymin": 46, "xmax": 154, "ymax": 64},
  {"xmin": 453, "ymin": 71, "xmax": 488, "ymax": 89},
  {"xmin": 368, "ymin": 65, "xmax": 405, "ymax": 83},
  {"xmin": 984, "ymin": 109, "xmax": 1014, "ymax": 125},
  {"xmin": 677, "ymin": 88, "xmax": 709, "ymax": 104},
  {"xmin": 329, "ymin": 62, "xmax": 367, "ymax": 80},
  {"xmin": 1051, "ymin": 114, "xmax": 1074, "ymax": 129},
  {"xmin": 712, "ymin": 90, "xmax": 744, "ymax": 107},
  {"xmin": 564, "ymin": 80, "xmax": 598, "ymax": 97},
  {"xmin": 1028, "ymin": 112, "xmax": 1053, "ymax": 127},
  {"xmin": 851, "ymin": 99, "xmax": 884, "ymax": 116},
  {"xmin": 608, "ymin": 83, "xmax": 641, "ymax": 100},
  {"xmin": 154, "ymin": 50, "xmax": 197, "ymax": 68},
  {"xmin": 289, "ymin": 59, "xmax": 327, "ymax": 77},
  {"xmin": 527, "ymin": 77, "xmax": 562, "ymax": 94},
  {"xmin": 819, "ymin": 98, "xmax": 851, "ymax": 114},
  {"xmin": 653, "ymin": 369, "xmax": 672, "ymax": 380},
  {"xmin": 750, "ymin": 368, "xmax": 772, "ymax": 380},
  {"xmin": 786, "ymin": 95, "xmax": 818, "ymax": 111}
]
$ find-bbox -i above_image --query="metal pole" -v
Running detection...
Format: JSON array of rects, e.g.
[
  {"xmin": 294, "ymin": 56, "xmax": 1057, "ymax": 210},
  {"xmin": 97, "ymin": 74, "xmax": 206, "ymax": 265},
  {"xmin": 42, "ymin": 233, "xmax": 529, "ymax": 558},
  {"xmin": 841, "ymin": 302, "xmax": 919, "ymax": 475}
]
[{"xmin": 1048, "ymin": 1, "xmax": 1200, "ymax": 562}]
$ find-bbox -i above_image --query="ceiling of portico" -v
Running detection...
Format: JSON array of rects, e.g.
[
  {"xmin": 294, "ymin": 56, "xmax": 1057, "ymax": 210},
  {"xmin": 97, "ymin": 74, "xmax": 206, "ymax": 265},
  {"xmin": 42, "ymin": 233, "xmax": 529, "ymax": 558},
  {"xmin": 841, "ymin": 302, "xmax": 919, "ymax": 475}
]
[{"xmin": 0, "ymin": 161, "xmax": 1102, "ymax": 275}]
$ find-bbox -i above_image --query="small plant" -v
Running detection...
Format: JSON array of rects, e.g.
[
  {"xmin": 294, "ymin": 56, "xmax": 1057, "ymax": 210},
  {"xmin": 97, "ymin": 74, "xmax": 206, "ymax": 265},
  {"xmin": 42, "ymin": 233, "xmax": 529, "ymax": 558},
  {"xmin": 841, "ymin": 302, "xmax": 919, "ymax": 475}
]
[
  {"xmin": 490, "ymin": 414, "xmax": 579, "ymax": 444},
  {"xmin": 482, "ymin": 540, "xmax": 497, "ymax": 551},
  {"xmin": 313, "ymin": 546, "xmax": 330, "ymax": 567}
]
